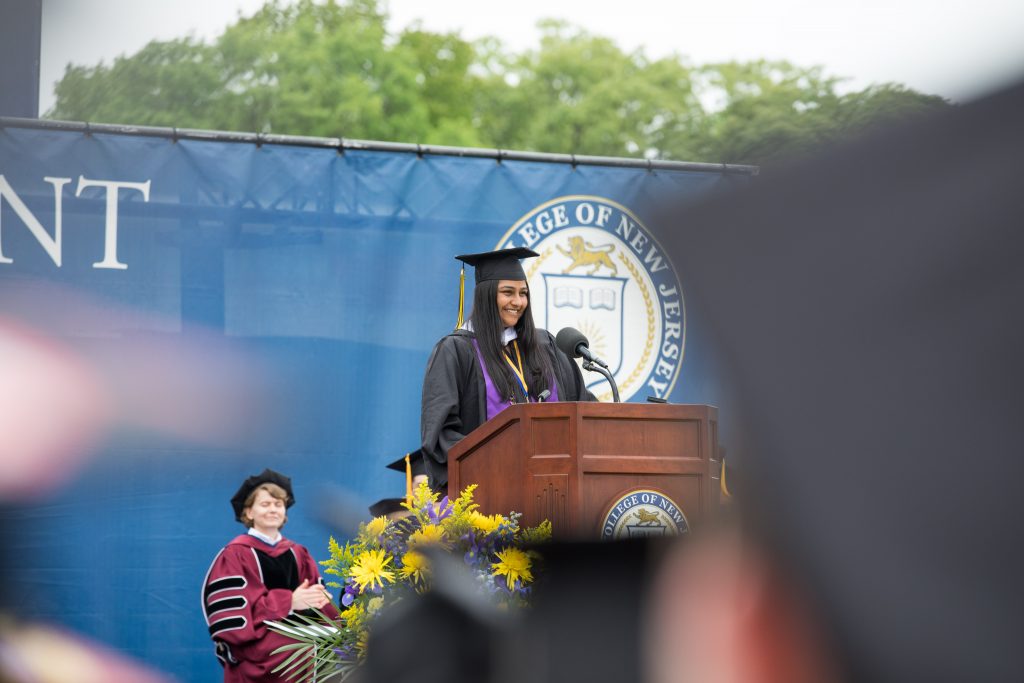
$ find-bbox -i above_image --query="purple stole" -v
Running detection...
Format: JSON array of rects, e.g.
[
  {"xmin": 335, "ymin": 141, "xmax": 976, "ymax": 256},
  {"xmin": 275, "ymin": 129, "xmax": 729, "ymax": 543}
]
[{"xmin": 471, "ymin": 338, "xmax": 559, "ymax": 420}]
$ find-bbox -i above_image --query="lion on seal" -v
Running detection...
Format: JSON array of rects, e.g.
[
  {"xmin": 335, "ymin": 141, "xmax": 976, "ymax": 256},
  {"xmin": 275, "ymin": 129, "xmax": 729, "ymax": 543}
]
[
  {"xmin": 558, "ymin": 236, "xmax": 618, "ymax": 275},
  {"xmin": 632, "ymin": 509, "xmax": 662, "ymax": 526}
]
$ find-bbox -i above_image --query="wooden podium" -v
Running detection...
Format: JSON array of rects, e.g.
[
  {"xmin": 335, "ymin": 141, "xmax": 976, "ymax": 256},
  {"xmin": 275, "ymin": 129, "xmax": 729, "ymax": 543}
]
[{"xmin": 447, "ymin": 402, "xmax": 719, "ymax": 538}]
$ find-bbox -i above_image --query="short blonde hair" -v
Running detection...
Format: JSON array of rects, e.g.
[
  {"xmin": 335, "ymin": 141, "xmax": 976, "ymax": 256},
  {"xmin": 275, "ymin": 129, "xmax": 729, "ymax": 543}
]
[{"xmin": 242, "ymin": 482, "xmax": 289, "ymax": 529}]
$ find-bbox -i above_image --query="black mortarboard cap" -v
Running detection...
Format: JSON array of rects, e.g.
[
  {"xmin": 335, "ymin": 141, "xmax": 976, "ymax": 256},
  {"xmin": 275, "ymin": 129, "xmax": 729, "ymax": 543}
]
[
  {"xmin": 385, "ymin": 448, "xmax": 427, "ymax": 479},
  {"xmin": 230, "ymin": 468, "xmax": 295, "ymax": 522},
  {"xmin": 368, "ymin": 498, "xmax": 407, "ymax": 518},
  {"xmin": 384, "ymin": 448, "xmax": 427, "ymax": 502},
  {"xmin": 455, "ymin": 247, "xmax": 539, "ymax": 285}
]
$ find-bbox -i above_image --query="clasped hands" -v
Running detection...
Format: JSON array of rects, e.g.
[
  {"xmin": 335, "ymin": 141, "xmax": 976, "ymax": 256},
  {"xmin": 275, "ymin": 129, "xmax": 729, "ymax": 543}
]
[{"xmin": 290, "ymin": 579, "xmax": 332, "ymax": 611}]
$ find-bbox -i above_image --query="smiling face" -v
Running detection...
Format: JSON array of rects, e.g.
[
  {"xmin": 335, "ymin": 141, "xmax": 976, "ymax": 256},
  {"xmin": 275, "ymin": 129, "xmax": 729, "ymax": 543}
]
[
  {"xmin": 496, "ymin": 280, "xmax": 529, "ymax": 328},
  {"xmin": 244, "ymin": 487, "xmax": 287, "ymax": 535}
]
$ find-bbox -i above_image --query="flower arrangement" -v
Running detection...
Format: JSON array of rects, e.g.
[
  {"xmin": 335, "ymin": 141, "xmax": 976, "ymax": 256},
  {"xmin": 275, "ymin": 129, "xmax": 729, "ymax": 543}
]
[{"xmin": 268, "ymin": 483, "xmax": 551, "ymax": 681}]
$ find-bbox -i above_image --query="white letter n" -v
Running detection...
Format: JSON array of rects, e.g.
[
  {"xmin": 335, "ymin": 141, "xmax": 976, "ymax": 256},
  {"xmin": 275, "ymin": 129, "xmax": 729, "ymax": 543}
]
[{"xmin": 0, "ymin": 175, "xmax": 72, "ymax": 267}]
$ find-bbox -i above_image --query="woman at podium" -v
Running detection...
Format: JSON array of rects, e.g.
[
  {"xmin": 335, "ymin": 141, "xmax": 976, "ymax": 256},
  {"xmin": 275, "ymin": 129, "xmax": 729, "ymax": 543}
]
[{"xmin": 420, "ymin": 247, "xmax": 594, "ymax": 491}]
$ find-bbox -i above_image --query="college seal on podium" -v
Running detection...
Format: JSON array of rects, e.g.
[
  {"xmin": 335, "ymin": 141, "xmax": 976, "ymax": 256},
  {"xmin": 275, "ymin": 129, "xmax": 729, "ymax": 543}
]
[{"xmin": 599, "ymin": 489, "xmax": 690, "ymax": 540}]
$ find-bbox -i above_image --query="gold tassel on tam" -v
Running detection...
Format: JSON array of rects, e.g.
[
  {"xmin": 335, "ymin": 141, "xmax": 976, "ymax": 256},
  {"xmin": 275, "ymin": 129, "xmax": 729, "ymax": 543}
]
[
  {"xmin": 455, "ymin": 264, "xmax": 466, "ymax": 329},
  {"xmin": 403, "ymin": 453, "xmax": 413, "ymax": 503}
]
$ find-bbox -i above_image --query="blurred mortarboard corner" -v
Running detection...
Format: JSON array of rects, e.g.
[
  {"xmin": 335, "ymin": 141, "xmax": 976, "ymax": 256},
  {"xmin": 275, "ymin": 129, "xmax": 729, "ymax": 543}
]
[
  {"xmin": 359, "ymin": 538, "xmax": 673, "ymax": 683},
  {"xmin": 651, "ymin": 79, "xmax": 1024, "ymax": 680},
  {"xmin": 368, "ymin": 497, "xmax": 407, "ymax": 519}
]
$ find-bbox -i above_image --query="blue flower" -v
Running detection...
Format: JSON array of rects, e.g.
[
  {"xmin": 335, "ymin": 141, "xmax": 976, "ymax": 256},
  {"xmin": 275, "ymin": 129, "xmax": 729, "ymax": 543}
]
[
  {"xmin": 426, "ymin": 496, "xmax": 453, "ymax": 524},
  {"xmin": 341, "ymin": 579, "xmax": 360, "ymax": 607}
]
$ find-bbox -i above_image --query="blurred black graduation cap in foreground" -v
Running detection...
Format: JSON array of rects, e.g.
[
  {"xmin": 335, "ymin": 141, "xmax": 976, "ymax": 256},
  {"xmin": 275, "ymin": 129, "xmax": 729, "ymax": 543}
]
[
  {"xmin": 359, "ymin": 538, "xmax": 672, "ymax": 683},
  {"xmin": 650, "ymin": 80, "xmax": 1024, "ymax": 681}
]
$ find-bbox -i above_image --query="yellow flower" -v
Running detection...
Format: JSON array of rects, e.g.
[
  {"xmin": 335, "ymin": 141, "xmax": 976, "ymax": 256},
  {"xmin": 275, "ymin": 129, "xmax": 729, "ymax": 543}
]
[
  {"xmin": 399, "ymin": 550, "xmax": 431, "ymax": 585},
  {"xmin": 367, "ymin": 596, "xmax": 384, "ymax": 615},
  {"xmin": 520, "ymin": 519, "xmax": 552, "ymax": 544},
  {"xmin": 410, "ymin": 481, "xmax": 438, "ymax": 511},
  {"xmin": 355, "ymin": 628, "xmax": 370, "ymax": 659},
  {"xmin": 363, "ymin": 516, "xmax": 388, "ymax": 539},
  {"xmin": 408, "ymin": 523, "xmax": 447, "ymax": 548},
  {"xmin": 491, "ymin": 548, "xmax": 533, "ymax": 590},
  {"xmin": 469, "ymin": 511, "xmax": 504, "ymax": 535},
  {"xmin": 341, "ymin": 602, "xmax": 366, "ymax": 631},
  {"xmin": 350, "ymin": 548, "xmax": 395, "ymax": 591}
]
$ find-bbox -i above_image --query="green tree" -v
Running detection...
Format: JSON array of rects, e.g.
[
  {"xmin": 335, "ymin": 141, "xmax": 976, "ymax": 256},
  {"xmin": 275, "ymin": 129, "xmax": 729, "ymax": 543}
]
[
  {"xmin": 47, "ymin": 0, "xmax": 949, "ymax": 166},
  {"xmin": 689, "ymin": 61, "xmax": 948, "ymax": 165},
  {"xmin": 51, "ymin": 0, "xmax": 435, "ymax": 140},
  {"xmin": 201, "ymin": 0, "xmax": 431, "ymax": 139},
  {"xmin": 472, "ymin": 21, "xmax": 704, "ymax": 158},
  {"xmin": 50, "ymin": 38, "xmax": 220, "ymax": 127},
  {"xmin": 394, "ymin": 24, "xmax": 481, "ymax": 147}
]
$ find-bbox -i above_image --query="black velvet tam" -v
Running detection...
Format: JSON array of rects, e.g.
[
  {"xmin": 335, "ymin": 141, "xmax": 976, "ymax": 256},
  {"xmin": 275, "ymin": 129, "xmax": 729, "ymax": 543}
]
[{"xmin": 230, "ymin": 468, "xmax": 295, "ymax": 522}]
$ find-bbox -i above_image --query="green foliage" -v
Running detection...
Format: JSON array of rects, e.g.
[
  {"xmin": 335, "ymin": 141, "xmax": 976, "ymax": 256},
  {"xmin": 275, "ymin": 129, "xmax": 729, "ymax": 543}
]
[
  {"xmin": 686, "ymin": 61, "xmax": 949, "ymax": 165},
  {"xmin": 484, "ymin": 20, "xmax": 705, "ymax": 158},
  {"xmin": 47, "ymin": 0, "xmax": 949, "ymax": 166}
]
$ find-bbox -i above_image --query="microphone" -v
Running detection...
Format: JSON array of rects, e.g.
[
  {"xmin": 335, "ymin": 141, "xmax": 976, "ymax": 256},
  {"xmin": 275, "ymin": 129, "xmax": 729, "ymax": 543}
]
[
  {"xmin": 555, "ymin": 327, "xmax": 608, "ymax": 369},
  {"xmin": 556, "ymin": 326, "xmax": 620, "ymax": 402},
  {"xmin": 536, "ymin": 389, "xmax": 551, "ymax": 402}
]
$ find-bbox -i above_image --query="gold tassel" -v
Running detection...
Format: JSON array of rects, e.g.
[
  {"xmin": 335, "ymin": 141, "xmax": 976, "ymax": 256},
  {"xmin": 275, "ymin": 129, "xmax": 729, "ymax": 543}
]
[
  {"xmin": 404, "ymin": 453, "xmax": 413, "ymax": 503},
  {"xmin": 720, "ymin": 457, "xmax": 732, "ymax": 498},
  {"xmin": 455, "ymin": 265, "xmax": 466, "ymax": 329}
]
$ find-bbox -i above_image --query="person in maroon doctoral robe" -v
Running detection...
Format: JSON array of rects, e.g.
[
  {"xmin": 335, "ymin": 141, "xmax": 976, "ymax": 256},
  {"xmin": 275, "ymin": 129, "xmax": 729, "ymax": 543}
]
[{"xmin": 201, "ymin": 469, "xmax": 339, "ymax": 682}]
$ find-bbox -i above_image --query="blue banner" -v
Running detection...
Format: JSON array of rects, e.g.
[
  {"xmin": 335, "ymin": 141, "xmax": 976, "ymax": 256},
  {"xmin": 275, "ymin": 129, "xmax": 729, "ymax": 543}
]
[{"xmin": 0, "ymin": 124, "xmax": 749, "ymax": 681}]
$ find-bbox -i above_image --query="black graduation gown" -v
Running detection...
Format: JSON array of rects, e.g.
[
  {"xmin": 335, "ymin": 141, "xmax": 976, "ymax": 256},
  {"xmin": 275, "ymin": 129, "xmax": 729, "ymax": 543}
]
[{"xmin": 420, "ymin": 328, "xmax": 594, "ymax": 488}]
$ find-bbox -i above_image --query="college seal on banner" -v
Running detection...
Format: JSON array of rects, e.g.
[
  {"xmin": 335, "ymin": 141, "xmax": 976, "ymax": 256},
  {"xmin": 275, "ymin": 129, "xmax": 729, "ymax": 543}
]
[
  {"xmin": 497, "ymin": 196, "xmax": 685, "ymax": 402},
  {"xmin": 600, "ymin": 489, "xmax": 690, "ymax": 540}
]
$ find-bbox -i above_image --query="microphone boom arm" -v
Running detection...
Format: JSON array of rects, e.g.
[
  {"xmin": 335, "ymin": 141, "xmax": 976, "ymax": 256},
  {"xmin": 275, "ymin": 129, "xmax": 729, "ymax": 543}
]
[{"xmin": 582, "ymin": 359, "xmax": 621, "ymax": 403}]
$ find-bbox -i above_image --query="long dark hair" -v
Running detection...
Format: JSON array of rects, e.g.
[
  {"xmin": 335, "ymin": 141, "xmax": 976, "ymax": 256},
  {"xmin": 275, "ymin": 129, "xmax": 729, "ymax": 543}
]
[{"xmin": 469, "ymin": 279, "xmax": 553, "ymax": 402}]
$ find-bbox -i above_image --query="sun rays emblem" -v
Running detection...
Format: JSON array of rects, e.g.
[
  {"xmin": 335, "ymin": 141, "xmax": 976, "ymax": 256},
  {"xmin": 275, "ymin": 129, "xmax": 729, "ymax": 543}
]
[
  {"xmin": 496, "ymin": 196, "xmax": 685, "ymax": 402},
  {"xmin": 577, "ymin": 319, "xmax": 608, "ymax": 360}
]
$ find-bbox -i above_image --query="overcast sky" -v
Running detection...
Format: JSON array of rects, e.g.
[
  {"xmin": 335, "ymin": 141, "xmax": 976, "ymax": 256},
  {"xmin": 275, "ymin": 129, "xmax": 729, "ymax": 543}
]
[{"xmin": 40, "ymin": 0, "xmax": 1024, "ymax": 114}]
